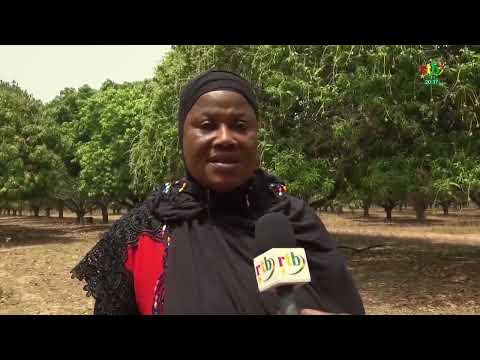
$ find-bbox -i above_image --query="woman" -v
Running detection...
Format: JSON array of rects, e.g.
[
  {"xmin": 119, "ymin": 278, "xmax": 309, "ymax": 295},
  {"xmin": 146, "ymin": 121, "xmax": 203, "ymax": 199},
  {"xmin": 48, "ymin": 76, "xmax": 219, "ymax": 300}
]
[{"xmin": 72, "ymin": 70, "xmax": 365, "ymax": 315}]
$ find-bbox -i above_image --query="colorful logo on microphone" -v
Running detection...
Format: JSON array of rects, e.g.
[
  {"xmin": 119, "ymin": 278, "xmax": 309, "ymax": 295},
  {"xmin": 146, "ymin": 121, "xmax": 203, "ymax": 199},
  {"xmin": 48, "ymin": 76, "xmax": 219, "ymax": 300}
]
[
  {"xmin": 419, "ymin": 61, "xmax": 445, "ymax": 86},
  {"xmin": 255, "ymin": 252, "xmax": 306, "ymax": 283},
  {"xmin": 254, "ymin": 248, "xmax": 311, "ymax": 292},
  {"xmin": 256, "ymin": 257, "xmax": 276, "ymax": 282}
]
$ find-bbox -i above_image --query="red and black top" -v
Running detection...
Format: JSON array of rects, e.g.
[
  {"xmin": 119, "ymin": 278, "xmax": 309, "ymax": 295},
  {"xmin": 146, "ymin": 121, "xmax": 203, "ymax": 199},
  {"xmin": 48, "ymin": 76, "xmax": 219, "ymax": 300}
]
[{"xmin": 72, "ymin": 170, "xmax": 365, "ymax": 315}]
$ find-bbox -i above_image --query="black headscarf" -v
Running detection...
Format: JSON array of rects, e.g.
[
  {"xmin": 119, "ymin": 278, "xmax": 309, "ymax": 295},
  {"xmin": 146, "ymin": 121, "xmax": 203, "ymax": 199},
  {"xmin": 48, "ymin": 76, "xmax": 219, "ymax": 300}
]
[{"xmin": 71, "ymin": 70, "xmax": 364, "ymax": 315}]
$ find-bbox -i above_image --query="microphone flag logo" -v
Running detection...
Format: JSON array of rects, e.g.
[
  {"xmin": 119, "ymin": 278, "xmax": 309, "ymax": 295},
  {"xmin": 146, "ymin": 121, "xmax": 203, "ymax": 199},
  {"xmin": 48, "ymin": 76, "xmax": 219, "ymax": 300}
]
[{"xmin": 253, "ymin": 248, "xmax": 311, "ymax": 292}]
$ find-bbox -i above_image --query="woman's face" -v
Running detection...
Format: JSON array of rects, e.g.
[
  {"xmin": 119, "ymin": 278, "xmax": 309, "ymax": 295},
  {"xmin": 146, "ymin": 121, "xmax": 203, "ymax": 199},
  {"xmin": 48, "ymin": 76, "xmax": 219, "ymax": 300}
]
[{"xmin": 183, "ymin": 90, "xmax": 258, "ymax": 193}]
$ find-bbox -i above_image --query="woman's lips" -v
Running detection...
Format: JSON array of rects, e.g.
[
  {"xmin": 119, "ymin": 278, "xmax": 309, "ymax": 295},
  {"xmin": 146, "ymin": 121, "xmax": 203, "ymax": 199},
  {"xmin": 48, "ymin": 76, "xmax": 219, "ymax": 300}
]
[{"xmin": 209, "ymin": 161, "xmax": 240, "ymax": 171}]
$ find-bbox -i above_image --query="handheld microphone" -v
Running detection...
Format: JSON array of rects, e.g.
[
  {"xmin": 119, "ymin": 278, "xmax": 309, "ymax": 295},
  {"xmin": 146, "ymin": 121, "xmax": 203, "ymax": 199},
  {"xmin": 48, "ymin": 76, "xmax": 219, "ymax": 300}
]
[{"xmin": 254, "ymin": 212, "xmax": 311, "ymax": 315}]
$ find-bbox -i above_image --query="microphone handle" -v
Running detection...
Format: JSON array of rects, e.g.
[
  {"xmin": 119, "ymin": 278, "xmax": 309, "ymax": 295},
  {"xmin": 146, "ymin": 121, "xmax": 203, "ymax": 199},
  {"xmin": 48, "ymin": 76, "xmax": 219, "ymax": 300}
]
[{"xmin": 277, "ymin": 286, "xmax": 299, "ymax": 315}]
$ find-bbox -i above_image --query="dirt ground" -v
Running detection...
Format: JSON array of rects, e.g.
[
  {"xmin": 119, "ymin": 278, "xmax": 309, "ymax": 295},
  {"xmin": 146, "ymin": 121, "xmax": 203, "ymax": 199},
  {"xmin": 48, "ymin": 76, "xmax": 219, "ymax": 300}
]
[{"xmin": 1, "ymin": 207, "xmax": 479, "ymax": 315}]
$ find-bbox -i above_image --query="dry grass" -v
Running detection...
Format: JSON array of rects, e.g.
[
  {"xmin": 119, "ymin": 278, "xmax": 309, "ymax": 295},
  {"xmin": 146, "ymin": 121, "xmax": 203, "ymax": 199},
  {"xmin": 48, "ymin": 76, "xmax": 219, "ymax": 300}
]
[{"xmin": 0, "ymin": 207, "xmax": 479, "ymax": 315}]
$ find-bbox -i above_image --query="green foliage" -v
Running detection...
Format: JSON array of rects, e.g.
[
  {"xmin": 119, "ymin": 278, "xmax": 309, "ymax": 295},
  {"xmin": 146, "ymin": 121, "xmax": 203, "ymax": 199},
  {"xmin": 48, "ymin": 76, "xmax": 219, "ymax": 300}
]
[
  {"xmin": 271, "ymin": 149, "xmax": 334, "ymax": 201},
  {"xmin": 76, "ymin": 81, "xmax": 153, "ymax": 203},
  {"xmin": 0, "ymin": 81, "xmax": 64, "ymax": 209},
  {"xmin": 2, "ymin": 46, "xmax": 479, "ymax": 223},
  {"xmin": 362, "ymin": 157, "xmax": 410, "ymax": 208}
]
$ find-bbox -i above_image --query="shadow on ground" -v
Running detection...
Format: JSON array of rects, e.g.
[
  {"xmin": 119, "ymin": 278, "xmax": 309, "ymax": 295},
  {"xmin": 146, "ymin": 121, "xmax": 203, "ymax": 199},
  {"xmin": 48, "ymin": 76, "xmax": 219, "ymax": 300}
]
[
  {"xmin": 333, "ymin": 232, "xmax": 480, "ymax": 314},
  {"xmin": 0, "ymin": 217, "xmax": 111, "ymax": 248},
  {"xmin": 341, "ymin": 212, "xmax": 480, "ymax": 228}
]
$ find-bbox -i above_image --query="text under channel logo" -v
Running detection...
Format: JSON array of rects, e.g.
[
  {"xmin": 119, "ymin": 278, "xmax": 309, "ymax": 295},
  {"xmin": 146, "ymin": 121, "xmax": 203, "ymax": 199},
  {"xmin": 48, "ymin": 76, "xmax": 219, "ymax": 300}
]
[{"xmin": 419, "ymin": 61, "xmax": 445, "ymax": 86}]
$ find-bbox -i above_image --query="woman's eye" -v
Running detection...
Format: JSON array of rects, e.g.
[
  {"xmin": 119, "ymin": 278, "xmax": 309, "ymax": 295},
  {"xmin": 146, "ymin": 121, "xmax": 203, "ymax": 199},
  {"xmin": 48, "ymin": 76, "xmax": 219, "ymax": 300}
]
[
  {"xmin": 200, "ymin": 121, "xmax": 216, "ymax": 130},
  {"xmin": 235, "ymin": 122, "xmax": 248, "ymax": 131}
]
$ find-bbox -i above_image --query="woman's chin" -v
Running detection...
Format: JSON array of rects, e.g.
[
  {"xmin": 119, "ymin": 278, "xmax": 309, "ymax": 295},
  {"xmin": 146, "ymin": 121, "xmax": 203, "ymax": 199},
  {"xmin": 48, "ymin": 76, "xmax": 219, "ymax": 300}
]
[
  {"xmin": 201, "ymin": 167, "xmax": 255, "ymax": 193},
  {"xmin": 208, "ymin": 181, "xmax": 239, "ymax": 193},
  {"xmin": 206, "ymin": 175, "xmax": 244, "ymax": 193}
]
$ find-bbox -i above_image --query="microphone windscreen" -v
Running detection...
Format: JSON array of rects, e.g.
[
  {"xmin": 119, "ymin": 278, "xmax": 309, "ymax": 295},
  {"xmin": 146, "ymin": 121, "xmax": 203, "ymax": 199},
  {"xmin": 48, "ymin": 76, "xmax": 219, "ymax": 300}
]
[{"xmin": 254, "ymin": 212, "xmax": 296, "ymax": 256}]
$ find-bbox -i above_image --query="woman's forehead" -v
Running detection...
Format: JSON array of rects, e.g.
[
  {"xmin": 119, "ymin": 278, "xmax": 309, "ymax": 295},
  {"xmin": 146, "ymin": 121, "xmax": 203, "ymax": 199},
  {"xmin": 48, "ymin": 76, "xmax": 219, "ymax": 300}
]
[
  {"xmin": 191, "ymin": 107, "xmax": 254, "ymax": 119},
  {"xmin": 189, "ymin": 90, "xmax": 256, "ymax": 115}
]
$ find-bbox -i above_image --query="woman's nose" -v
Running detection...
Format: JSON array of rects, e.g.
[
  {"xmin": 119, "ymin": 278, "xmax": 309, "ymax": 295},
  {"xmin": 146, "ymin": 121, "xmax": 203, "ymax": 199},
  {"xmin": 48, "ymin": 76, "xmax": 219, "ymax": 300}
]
[{"xmin": 213, "ymin": 124, "xmax": 236, "ymax": 147}]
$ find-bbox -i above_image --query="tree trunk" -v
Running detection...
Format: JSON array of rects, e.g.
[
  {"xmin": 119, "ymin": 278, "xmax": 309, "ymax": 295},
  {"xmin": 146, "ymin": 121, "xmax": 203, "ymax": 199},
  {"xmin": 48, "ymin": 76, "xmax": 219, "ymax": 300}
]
[
  {"xmin": 19, "ymin": 209, "xmax": 23, "ymax": 216},
  {"xmin": 12, "ymin": 209, "xmax": 17, "ymax": 216},
  {"xmin": 75, "ymin": 210, "xmax": 86, "ymax": 225},
  {"xmin": 414, "ymin": 204, "xmax": 427, "ymax": 222},
  {"xmin": 57, "ymin": 200, "xmax": 64, "ymax": 219},
  {"xmin": 335, "ymin": 205, "xmax": 343, "ymax": 214},
  {"xmin": 32, "ymin": 207, "xmax": 40, "ymax": 217},
  {"xmin": 441, "ymin": 202, "xmax": 449, "ymax": 216},
  {"xmin": 471, "ymin": 192, "xmax": 480, "ymax": 208},
  {"xmin": 362, "ymin": 204, "xmax": 369, "ymax": 217},
  {"xmin": 7, "ymin": 209, "xmax": 11, "ymax": 215},
  {"xmin": 45, "ymin": 208, "xmax": 51, "ymax": 217},
  {"xmin": 100, "ymin": 204, "xmax": 109, "ymax": 224},
  {"xmin": 384, "ymin": 206, "xmax": 393, "ymax": 222}
]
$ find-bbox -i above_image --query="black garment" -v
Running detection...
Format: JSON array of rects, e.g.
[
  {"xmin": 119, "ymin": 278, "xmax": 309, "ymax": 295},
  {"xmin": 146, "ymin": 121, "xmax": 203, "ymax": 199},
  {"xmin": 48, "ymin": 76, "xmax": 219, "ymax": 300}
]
[{"xmin": 72, "ymin": 169, "xmax": 365, "ymax": 315}]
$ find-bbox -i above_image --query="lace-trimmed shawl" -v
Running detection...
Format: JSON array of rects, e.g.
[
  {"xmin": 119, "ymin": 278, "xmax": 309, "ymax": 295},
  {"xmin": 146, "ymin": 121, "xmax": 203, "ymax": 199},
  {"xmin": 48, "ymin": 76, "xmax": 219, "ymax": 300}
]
[{"xmin": 71, "ymin": 171, "xmax": 287, "ymax": 314}]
